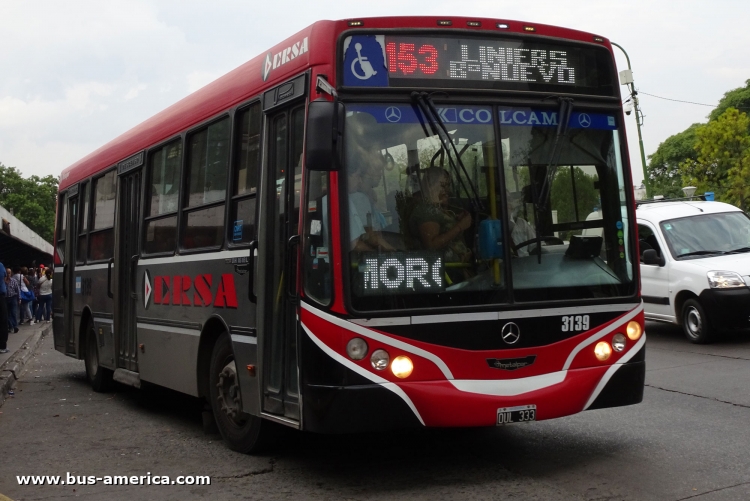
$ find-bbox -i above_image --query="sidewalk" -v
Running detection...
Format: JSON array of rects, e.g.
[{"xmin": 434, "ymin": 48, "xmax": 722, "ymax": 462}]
[{"xmin": 0, "ymin": 321, "xmax": 51, "ymax": 405}]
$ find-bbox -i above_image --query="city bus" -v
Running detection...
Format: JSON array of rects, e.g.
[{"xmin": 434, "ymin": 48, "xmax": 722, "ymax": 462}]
[{"xmin": 53, "ymin": 16, "xmax": 645, "ymax": 453}]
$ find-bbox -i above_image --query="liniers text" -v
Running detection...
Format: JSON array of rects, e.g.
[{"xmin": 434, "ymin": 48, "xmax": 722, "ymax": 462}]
[{"xmin": 17, "ymin": 473, "xmax": 211, "ymax": 486}]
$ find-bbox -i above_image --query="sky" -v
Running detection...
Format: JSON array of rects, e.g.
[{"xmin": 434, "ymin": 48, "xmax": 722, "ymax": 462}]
[{"xmin": 2, "ymin": 0, "xmax": 749, "ymax": 186}]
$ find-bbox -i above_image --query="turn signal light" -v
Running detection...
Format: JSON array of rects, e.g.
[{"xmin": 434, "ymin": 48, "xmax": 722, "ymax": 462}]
[
  {"xmin": 594, "ymin": 341, "xmax": 612, "ymax": 361},
  {"xmin": 626, "ymin": 321, "xmax": 643, "ymax": 341}
]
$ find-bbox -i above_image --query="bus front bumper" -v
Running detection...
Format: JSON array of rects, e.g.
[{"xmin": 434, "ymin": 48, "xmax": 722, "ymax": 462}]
[{"xmin": 302, "ymin": 346, "xmax": 645, "ymax": 433}]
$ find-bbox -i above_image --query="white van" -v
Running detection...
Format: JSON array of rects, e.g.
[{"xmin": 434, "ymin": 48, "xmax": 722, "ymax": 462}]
[{"xmin": 636, "ymin": 200, "xmax": 750, "ymax": 343}]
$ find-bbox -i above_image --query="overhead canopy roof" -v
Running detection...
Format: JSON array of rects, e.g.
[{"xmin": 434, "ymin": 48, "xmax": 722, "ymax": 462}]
[{"xmin": 0, "ymin": 205, "xmax": 53, "ymax": 269}]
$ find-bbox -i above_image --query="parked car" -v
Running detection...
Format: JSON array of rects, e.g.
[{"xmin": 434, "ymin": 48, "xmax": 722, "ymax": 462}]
[{"xmin": 636, "ymin": 200, "xmax": 750, "ymax": 343}]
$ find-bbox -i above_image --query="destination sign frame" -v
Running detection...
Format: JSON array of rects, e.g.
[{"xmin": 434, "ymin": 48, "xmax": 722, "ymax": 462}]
[{"xmin": 340, "ymin": 32, "xmax": 617, "ymax": 97}]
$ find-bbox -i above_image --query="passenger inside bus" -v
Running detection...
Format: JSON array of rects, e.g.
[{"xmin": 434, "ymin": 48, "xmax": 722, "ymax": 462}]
[
  {"xmin": 408, "ymin": 167, "xmax": 473, "ymax": 281},
  {"xmin": 507, "ymin": 190, "xmax": 538, "ymax": 256}
]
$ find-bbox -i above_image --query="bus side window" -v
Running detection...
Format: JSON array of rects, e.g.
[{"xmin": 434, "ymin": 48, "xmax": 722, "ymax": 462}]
[
  {"xmin": 89, "ymin": 170, "xmax": 116, "ymax": 261},
  {"xmin": 143, "ymin": 139, "xmax": 181, "ymax": 255},
  {"xmin": 182, "ymin": 117, "xmax": 230, "ymax": 250},
  {"xmin": 76, "ymin": 181, "xmax": 89, "ymax": 264},
  {"xmin": 229, "ymin": 102, "xmax": 261, "ymax": 245},
  {"xmin": 56, "ymin": 192, "xmax": 67, "ymax": 264},
  {"xmin": 303, "ymin": 171, "xmax": 331, "ymax": 305}
]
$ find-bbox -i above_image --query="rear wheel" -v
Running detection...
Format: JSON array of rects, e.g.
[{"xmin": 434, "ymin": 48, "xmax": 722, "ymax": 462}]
[
  {"xmin": 84, "ymin": 319, "xmax": 113, "ymax": 392},
  {"xmin": 209, "ymin": 333, "xmax": 275, "ymax": 453},
  {"xmin": 681, "ymin": 299, "xmax": 712, "ymax": 344}
]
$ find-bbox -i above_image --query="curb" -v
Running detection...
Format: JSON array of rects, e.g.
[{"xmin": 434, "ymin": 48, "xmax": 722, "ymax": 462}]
[{"xmin": 0, "ymin": 325, "xmax": 51, "ymax": 406}]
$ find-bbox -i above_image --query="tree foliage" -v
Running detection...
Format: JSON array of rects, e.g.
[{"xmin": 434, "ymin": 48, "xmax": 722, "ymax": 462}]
[
  {"xmin": 680, "ymin": 108, "xmax": 750, "ymax": 211},
  {"xmin": 647, "ymin": 80, "xmax": 750, "ymax": 195},
  {"xmin": 708, "ymin": 79, "xmax": 750, "ymax": 122},
  {"xmin": 0, "ymin": 163, "xmax": 58, "ymax": 242},
  {"xmin": 647, "ymin": 124, "xmax": 700, "ymax": 198}
]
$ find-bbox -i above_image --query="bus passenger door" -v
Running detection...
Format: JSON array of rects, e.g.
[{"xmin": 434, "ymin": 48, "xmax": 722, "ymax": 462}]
[
  {"xmin": 114, "ymin": 169, "xmax": 142, "ymax": 373},
  {"xmin": 61, "ymin": 188, "xmax": 79, "ymax": 354},
  {"xmin": 257, "ymin": 76, "xmax": 307, "ymax": 421}
]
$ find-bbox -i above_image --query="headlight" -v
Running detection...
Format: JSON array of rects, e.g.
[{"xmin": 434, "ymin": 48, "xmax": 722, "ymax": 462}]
[
  {"xmin": 707, "ymin": 271, "xmax": 746, "ymax": 289},
  {"xmin": 594, "ymin": 341, "xmax": 612, "ymax": 361},
  {"xmin": 391, "ymin": 356, "xmax": 413, "ymax": 378},
  {"xmin": 612, "ymin": 333, "xmax": 627, "ymax": 352},
  {"xmin": 370, "ymin": 349, "xmax": 390, "ymax": 371},
  {"xmin": 346, "ymin": 338, "xmax": 368, "ymax": 360}
]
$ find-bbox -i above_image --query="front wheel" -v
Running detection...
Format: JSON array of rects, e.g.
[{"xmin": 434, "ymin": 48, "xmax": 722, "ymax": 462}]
[
  {"xmin": 209, "ymin": 333, "xmax": 275, "ymax": 453},
  {"xmin": 681, "ymin": 299, "xmax": 713, "ymax": 344},
  {"xmin": 84, "ymin": 320, "xmax": 113, "ymax": 392}
]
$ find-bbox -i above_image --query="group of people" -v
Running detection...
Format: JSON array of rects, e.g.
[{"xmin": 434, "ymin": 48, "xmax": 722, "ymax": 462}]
[{"xmin": 0, "ymin": 263, "xmax": 53, "ymax": 354}]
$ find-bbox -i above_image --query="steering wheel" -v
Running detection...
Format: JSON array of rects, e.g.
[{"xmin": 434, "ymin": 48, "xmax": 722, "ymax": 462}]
[{"xmin": 513, "ymin": 236, "xmax": 565, "ymax": 252}]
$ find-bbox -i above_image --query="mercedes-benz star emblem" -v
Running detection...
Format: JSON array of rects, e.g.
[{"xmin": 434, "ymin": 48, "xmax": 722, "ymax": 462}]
[
  {"xmin": 385, "ymin": 106, "xmax": 402, "ymax": 123},
  {"xmin": 501, "ymin": 322, "xmax": 521, "ymax": 345},
  {"xmin": 578, "ymin": 113, "xmax": 592, "ymax": 128}
]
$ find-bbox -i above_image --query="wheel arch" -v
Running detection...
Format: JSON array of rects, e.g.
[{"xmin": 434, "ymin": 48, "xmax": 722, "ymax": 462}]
[
  {"xmin": 674, "ymin": 290, "xmax": 698, "ymax": 325},
  {"xmin": 77, "ymin": 306, "xmax": 94, "ymax": 360},
  {"xmin": 197, "ymin": 314, "xmax": 231, "ymax": 400}
]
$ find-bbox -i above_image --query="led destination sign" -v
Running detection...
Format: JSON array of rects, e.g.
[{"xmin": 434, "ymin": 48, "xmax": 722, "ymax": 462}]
[
  {"xmin": 342, "ymin": 34, "xmax": 615, "ymax": 95},
  {"xmin": 358, "ymin": 252, "xmax": 444, "ymax": 296}
]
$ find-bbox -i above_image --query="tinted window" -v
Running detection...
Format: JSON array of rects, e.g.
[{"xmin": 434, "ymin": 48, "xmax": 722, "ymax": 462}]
[
  {"xmin": 89, "ymin": 171, "xmax": 116, "ymax": 260},
  {"xmin": 92, "ymin": 171, "xmax": 116, "ymax": 230},
  {"xmin": 186, "ymin": 118, "xmax": 230, "ymax": 207},
  {"xmin": 234, "ymin": 104, "xmax": 261, "ymax": 196},
  {"xmin": 148, "ymin": 140, "xmax": 181, "ymax": 217}
]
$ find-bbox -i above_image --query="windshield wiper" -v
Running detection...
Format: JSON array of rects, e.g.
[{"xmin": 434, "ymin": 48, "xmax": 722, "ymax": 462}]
[
  {"xmin": 411, "ymin": 92, "xmax": 484, "ymax": 212},
  {"xmin": 677, "ymin": 250, "xmax": 727, "ymax": 258},
  {"xmin": 726, "ymin": 246, "xmax": 750, "ymax": 254}
]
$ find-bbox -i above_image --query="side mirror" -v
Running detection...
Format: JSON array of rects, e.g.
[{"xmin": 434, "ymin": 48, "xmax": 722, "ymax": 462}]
[
  {"xmin": 305, "ymin": 99, "xmax": 344, "ymax": 171},
  {"xmin": 642, "ymin": 249, "xmax": 665, "ymax": 266}
]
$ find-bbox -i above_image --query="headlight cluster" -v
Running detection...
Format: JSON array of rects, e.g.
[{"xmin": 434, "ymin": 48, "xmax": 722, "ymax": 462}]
[
  {"xmin": 593, "ymin": 321, "xmax": 642, "ymax": 361},
  {"xmin": 707, "ymin": 271, "xmax": 747, "ymax": 289},
  {"xmin": 346, "ymin": 338, "xmax": 414, "ymax": 378}
]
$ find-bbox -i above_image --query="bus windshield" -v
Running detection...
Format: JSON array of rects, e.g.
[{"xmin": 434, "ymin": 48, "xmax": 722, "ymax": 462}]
[{"xmin": 343, "ymin": 103, "xmax": 635, "ymax": 311}]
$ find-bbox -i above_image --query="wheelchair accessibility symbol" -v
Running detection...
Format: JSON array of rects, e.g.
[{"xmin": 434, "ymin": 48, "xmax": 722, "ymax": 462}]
[{"xmin": 351, "ymin": 43, "xmax": 378, "ymax": 80}]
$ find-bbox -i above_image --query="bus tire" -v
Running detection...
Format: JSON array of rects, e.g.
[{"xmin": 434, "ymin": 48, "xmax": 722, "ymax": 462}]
[
  {"xmin": 84, "ymin": 319, "xmax": 113, "ymax": 392},
  {"xmin": 209, "ymin": 332, "xmax": 273, "ymax": 453},
  {"xmin": 681, "ymin": 298, "xmax": 712, "ymax": 344}
]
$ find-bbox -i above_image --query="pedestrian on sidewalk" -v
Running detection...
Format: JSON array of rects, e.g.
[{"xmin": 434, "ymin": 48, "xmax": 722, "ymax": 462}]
[
  {"xmin": 32, "ymin": 268, "xmax": 52, "ymax": 324},
  {"xmin": 15, "ymin": 266, "xmax": 33, "ymax": 325},
  {"xmin": 0, "ymin": 261, "xmax": 9, "ymax": 353},
  {"xmin": 6, "ymin": 267, "xmax": 19, "ymax": 333},
  {"xmin": 30, "ymin": 267, "xmax": 41, "ymax": 321}
]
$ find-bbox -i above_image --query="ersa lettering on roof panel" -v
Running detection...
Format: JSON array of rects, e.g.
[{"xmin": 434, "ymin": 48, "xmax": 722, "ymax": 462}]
[
  {"xmin": 262, "ymin": 36, "xmax": 309, "ymax": 82},
  {"xmin": 341, "ymin": 34, "xmax": 613, "ymax": 94}
]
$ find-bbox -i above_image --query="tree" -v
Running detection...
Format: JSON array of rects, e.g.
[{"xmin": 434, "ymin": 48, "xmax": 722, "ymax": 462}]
[
  {"xmin": 680, "ymin": 108, "xmax": 750, "ymax": 211},
  {"xmin": 550, "ymin": 166, "xmax": 599, "ymax": 226},
  {"xmin": 709, "ymin": 79, "xmax": 750, "ymax": 123},
  {"xmin": 647, "ymin": 124, "xmax": 700, "ymax": 198},
  {"xmin": 0, "ymin": 163, "xmax": 58, "ymax": 242}
]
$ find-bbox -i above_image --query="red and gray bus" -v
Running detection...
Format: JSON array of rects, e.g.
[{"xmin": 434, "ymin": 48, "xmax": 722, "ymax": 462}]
[{"xmin": 53, "ymin": 16, "xmax": 645, "ymax": 452}]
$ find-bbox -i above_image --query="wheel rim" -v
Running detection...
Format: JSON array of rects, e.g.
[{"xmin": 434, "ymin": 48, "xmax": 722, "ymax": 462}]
[
  {"xmin": 216, "ymin": 360, "xmax": 245, "ymax": 426},
  {"xmin": 86, "ymin": 330, "xmax": 98, "ymax": 378},
  {"xmin": 685, "ymin": 306, "xmax": 702, "ymax": 339}
]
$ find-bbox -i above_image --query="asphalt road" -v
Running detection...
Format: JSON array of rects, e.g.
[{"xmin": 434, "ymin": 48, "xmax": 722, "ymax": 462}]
[{"xmin": 1, "ymin": 322, "xmax": 750, "ymax": 501}]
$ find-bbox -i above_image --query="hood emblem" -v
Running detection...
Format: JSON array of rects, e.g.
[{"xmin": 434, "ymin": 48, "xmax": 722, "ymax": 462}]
[{"xmin": 501, "ymin": 322, "xmax": 521, "ymax": 344}]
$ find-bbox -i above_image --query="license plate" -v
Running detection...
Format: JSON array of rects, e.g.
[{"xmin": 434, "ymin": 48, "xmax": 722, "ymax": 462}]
[{"xmin": 497, "ymin": 405, "xmax": 536, "ymax": 425}]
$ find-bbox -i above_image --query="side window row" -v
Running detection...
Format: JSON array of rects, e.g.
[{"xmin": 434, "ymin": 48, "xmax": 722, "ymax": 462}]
[
  {"xmin": 144, "ymin": 102, "xmax": 261, "ymax": 255},
  {"xmin": 58, "ymin": 102, "xmax": 262, "ymax": 264}
]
